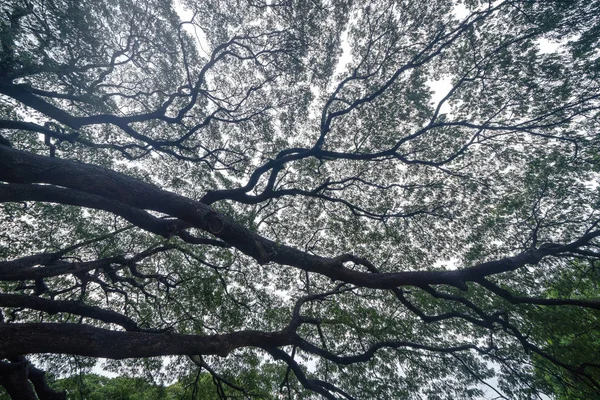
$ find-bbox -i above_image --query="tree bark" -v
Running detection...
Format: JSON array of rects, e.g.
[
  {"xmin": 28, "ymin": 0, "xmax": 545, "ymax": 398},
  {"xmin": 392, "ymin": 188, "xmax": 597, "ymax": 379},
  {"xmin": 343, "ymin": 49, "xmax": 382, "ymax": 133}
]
[
  {"xmin": 0, "ymin": 323, "xmax": 291, "ymax": 359},
  {"xmin": 1, "ymin": 145, "xmax": 598, "ymax": 292}
]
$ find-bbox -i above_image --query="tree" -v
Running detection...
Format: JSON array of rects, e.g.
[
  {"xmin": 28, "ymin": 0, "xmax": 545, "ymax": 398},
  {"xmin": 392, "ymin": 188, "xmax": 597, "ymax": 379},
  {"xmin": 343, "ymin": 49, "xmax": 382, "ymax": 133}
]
[
  {"xmin": 0, "ymin": 0, "xmax": 599, "ymax": 398},
  {"xmin": 47, "ymin": 373, "xmax": 174, "ymax": 400},
  {"xmin": 48, "ymin": 372, "xmax": 243, "ymax": 400},
  {"xmin": 529, "ymin": 261, "xmax": 600, "ymax": 399}
]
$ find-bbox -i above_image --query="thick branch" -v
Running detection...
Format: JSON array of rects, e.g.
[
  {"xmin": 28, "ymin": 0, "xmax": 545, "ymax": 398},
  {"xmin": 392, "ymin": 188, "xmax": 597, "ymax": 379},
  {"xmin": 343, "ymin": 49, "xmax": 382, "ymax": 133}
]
[
  {"xmin": 1, "ymin": 145, "xmax": 598, "ymax": 290},
  {"xmin": 0, "ymin": 294, "xmax": 141, "ymax": 331},
  {"xmin": 0, "ymin": 323, "xmax": 291, "ymax": 359},
  {"xmin": 0, "ymin": 183, "xmax": 228, "ymax": 247}
]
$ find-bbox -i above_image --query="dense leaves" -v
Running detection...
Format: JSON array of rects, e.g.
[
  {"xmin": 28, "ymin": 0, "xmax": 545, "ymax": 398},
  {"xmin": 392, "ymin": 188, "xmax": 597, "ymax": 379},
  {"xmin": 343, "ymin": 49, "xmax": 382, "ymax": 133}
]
[{"xmin": 1, "ymin": 0, "xmax": 599, "ymax": 399}]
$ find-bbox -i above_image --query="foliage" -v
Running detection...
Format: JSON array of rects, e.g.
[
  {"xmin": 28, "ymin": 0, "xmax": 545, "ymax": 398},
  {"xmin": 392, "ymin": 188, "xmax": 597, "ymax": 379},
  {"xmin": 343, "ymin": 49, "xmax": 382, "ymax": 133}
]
[
  {"xmin": 0, "ymin": 372, "xmax": 229, "ymax": 400},
  {"xmin": 51, "ymin": 374, "xmax": 174, "ymax": 400},
  {"xmin": 0, "ymin": 0, "xmax": 599, "ymax": 399},
  {"xmin": 530, "ymin": 262, "xmax": 600, "ymax": 399}
]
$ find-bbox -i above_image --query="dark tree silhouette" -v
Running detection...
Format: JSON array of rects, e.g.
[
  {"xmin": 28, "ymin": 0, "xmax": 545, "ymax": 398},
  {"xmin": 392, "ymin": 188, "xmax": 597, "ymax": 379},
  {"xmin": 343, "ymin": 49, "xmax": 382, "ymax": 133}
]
[{"xmin": 1, "ymin": 0, "xmax": 599, "ymax": 398}]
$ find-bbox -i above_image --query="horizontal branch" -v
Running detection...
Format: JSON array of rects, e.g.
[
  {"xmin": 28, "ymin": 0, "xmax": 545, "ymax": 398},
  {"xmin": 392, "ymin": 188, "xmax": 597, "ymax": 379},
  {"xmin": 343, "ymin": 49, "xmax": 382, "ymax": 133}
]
[
  {"xmin": 478, "ymin": 279, "xmax": 600, "ymax": 310},
  {"xmin": 1, "ymin": 145, "xmax": 598, "ymax": 291},
  {"xmin": 0, "ymin": 294, "xmax": 141, "ymax": 331},
  {"xmin": 297, "ymin": 337, "xmax": 486, "ymax": 365},
  {"xmin": 0, "ymin": 183, "xmax": 228, "ymax": 247},
  {"xmin": 0, "ymin": 246, "xmax": 171, "ymax": 281},
  {"xmin": 0, "ymin": 323, "xmax": 291, "ymax": 359}
]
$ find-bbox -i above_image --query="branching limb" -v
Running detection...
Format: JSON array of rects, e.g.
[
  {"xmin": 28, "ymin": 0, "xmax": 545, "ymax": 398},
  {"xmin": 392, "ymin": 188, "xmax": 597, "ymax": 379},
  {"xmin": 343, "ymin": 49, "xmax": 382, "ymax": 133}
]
[{"xmin": 0, "ymin": 356, "xmax": 66, "ymax": 400}]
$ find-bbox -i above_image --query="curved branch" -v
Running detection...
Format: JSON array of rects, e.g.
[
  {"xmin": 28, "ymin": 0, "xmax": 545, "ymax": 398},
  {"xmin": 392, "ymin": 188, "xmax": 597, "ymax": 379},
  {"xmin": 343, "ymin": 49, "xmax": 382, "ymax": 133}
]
[
  {"xmin": 1, "ymin": 145, "xmax": 598, "ymax": 290},
  {"xmin": 0, "ymin": 245, "xmax": 172, "ymax": 281},
  {"xmin": 478, "ymin": 278, "xmax": 600, "ymax": 310},
  {"xmin": 0, "ymin": 294, "xmax": 142, "ymax": 331},
  {"xmin": 0, "ymin": 183, "xmax": 228, "ymax": 248}
]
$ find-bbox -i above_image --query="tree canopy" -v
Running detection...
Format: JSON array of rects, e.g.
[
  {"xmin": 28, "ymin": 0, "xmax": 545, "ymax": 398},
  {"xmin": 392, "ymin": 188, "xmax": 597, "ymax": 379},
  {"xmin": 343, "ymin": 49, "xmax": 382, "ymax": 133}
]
[{"xmin": 1, "ymin": 0, "xmax": 599, "ymax": 398}]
